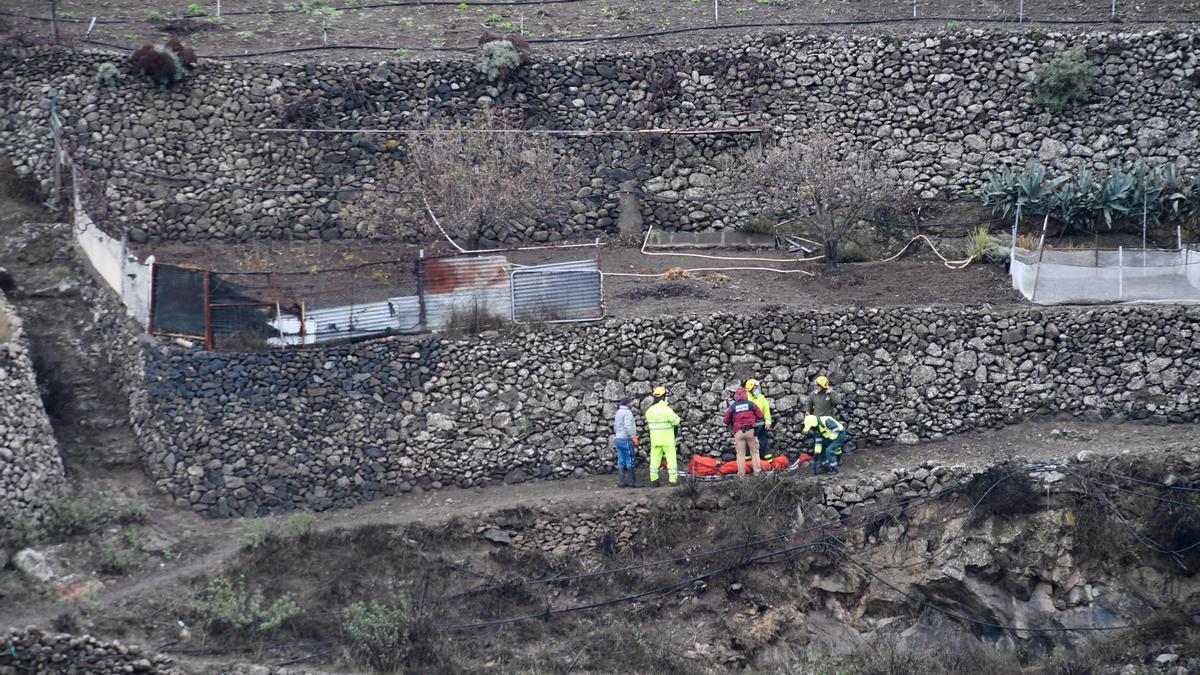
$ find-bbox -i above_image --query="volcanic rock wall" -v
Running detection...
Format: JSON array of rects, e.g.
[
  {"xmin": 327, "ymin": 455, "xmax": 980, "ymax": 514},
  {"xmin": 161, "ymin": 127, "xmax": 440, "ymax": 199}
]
[
  {"xmin": 91, "ymin": 293, "xmax": 1200, "ymax": 517},
  {"xmin": 1, "ymin": 29, "xmax": 1198, "ymax": 243},
  {"xmin": 0, "ymin": 290, "xmax": 64, "ymax": 531}
]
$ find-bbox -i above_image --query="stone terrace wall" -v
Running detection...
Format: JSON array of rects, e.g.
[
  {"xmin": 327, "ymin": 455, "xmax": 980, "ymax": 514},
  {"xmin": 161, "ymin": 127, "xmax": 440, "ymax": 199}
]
[
  {"xmin": 101, "ymin": 303, "xmax": 1200, "ymax": 518},
  {"xmin": 1, "ymin": 30, "xmax": 1198, "ymax": 243},
  {"xmin": 0, "ymin": 290, "xmax": 65, "ymax": 531}
]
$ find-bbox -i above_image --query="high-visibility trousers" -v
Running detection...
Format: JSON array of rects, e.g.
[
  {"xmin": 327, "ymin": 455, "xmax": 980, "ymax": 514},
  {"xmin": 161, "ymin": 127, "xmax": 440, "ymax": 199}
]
[{"xmin": 649, "ymin": 439, "xmax": 678, "ymax": 483}]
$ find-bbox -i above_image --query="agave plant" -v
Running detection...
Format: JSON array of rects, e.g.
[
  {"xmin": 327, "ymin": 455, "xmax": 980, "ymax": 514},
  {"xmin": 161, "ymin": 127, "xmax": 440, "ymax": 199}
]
[
  {"xmin": 1158, "ymin": 164, "xmax": 1193, "ymax": 224},
  {"xmin": 1051, "ymin": 167, "xmax": 1099, "ymax": 234},
  {"xmin": 1094, "ymin": 165, "xmax": 1137, "ymax": 229},
  {"xmin": 980, "ymin": 166, "xmax": 1020, "ymax": 216},
  {"xmin": 1015, "ymin": 162, "xmax": 1065, "ymax": 216}
]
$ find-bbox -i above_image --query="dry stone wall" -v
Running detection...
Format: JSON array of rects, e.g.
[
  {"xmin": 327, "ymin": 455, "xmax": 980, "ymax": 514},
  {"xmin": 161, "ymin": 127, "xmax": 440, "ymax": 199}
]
[
  {"xmin": 2, "ymin": 29, "xmax": 1198, "ymax": 243},
  {"xmin": 0, "ymin": 290, "xmax": 65, "ymax": 532},
  {"xmin": 90, "ymin": 299, "xmax": 1200, "ymax": 518},
  {"xmin": 0, "ymin": 628, "xmax": 181, "ymax": 674}
]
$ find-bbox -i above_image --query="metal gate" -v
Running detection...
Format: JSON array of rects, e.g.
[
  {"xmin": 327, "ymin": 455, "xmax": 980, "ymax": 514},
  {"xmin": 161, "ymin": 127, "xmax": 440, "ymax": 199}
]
[
  {"xmin": 511, "ymin": 260, "xmax": 604, "ymax": 323},
  {"xmin": 148, "ymin": 264, "xmax": 207, "ymax": 338}
]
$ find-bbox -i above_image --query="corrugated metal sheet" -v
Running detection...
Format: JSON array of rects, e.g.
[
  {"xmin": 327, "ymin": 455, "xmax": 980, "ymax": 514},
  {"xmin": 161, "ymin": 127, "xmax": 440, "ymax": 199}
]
[
  {"xmin": 424, "ymin": 256, "xmax": 512, "ymax": 330},
  {"xmin": 271, "ymin": 296, "xmax": 422, "ymax": 345},
  {"xmin": 511, "ymin": 260, "xmax": 603, "ymax": 322}
]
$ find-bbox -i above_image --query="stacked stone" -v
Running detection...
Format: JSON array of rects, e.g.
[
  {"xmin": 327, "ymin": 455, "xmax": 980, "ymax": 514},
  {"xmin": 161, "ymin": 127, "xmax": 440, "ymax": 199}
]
[
  {"xmin": 1, "ymin": 29, "xmax": 1197, "ymax": 243},
  {"xmin": 86, "ymin": 303, "xmax": 1200, "ymax": 518},
  {"xmin": 0, "ymin": 628, "xmax": 180, "ymax": 674},
  {"xmin": 0, "ymin": 290, "xmax": 64, "ymax": 533},
  {"xmin": 499, "ymin": 503, "xmax": 644, "ymax": 555}
]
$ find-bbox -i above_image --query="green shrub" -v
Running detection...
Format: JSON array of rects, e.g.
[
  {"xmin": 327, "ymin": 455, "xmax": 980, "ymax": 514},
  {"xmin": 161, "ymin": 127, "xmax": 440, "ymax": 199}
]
[
  {"xmin": 837, "ymin": 241, "xmax": 872, "ymax": 263},
  {"xmin": 740, "ymin": 217, "xmax": 777, "ymax": 235},
  {"xmin": 146, "ymin": 10, "xmax": 165, "ymax": 21},
  {"xmin": 95, "ymin": 62, "xmax": 122, "ymax": 87},
  {"xmin": 98, "ymin": 545, "xmax": 131, "ymax": 575},
  {"xmin": 193, "ymin": 578, "xmax": 301, "ymax": 634},
  {"xmin": 477, "ymin": 40, "xmax": 522, "ymax": 81},
  {"xmin": 186, "ymin": 3, "xmax": 208, "ymax": 16},
  {"xmin": 1033, "ymin": 46, "xmax": 1095, "ymax": 108},
  {"xmin": 342, "ymin": 598, "xmax": 415, "ymax": 672}
]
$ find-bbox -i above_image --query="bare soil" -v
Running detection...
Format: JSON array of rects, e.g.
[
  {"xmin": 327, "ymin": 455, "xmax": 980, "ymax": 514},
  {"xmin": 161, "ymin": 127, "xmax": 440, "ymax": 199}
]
[
  {"xmin": 3, "ymin": 0, "xmax": 1200, "ymax": 63},
  {"xmin": 141, "ymin": 234, "xmax": 1023, "ymax": 315}
]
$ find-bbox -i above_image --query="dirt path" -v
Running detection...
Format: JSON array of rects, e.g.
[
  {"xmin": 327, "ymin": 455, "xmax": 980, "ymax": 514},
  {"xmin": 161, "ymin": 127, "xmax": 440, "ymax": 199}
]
[
  {"xmin": 4, "ymin": 0, "xmax": 1199, "ymax": 64},
  {"xmin": 2, "ymin": 415, "xmax": 1193, "ymax": 632}
]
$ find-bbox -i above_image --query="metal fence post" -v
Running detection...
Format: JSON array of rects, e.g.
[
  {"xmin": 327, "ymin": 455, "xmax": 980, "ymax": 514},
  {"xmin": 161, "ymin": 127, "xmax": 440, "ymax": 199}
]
[
  {"xmin": 203, "ymin": 270, "xmax": 214, "ymax": 349},
  {"xmin": 1118, "ymin": 246, "xmax": 1124, "ymax": 300},
  {"xmin": 416, "ymin": 250, "xmax": 427, "ymax": 332}
]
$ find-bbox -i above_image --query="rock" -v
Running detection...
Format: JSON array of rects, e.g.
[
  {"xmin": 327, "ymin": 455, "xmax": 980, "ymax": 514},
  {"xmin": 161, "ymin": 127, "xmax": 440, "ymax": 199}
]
[
  {"xmin": 503, "ymin": 468, "xmax": 529, "ymax": 485},
  {"xmin": 481, "ymin": 528, "xmax": 512, "ymax": 545},
  {"xmin": 13, "ymin": 548, "xmax": 59, "ymax": 583},
  {"xmin": 898, "ymin": 432, "xmax": 920, "ymax": 446},
  {"xmin": 1155, "ymin": 654, "xmax": 1180, "ymax": 665}
]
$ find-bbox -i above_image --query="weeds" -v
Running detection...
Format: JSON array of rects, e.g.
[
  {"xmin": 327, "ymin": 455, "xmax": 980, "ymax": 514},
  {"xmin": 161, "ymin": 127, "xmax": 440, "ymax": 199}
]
[
  {"xmin": 193, "ymin": 577, "xmax": 301, "ymax": 635},
  {"xmin": 341, "ymin": 594, "xmax": 416, "ymax": 672},
  {"xmin": 186, "ymin": 3, "xmax": 208, "ymax": 17},
  {"xmin": 1033, "ymin": 46, "xmax": 1095, "ymax": 109},
  {"xmin": 237, "ymin": 518, "xmax": 277, "ymax": 548},
  {"xmin": 98, "ymin": 545, "xmax": 132, "ymax": 575},
  {"xmin": 837, "ymin": 241, "xmax": 872, "ymax": 263},
  {"xmin": 146, "ymin": 10, "xmax": 165, "ymax": 21}
]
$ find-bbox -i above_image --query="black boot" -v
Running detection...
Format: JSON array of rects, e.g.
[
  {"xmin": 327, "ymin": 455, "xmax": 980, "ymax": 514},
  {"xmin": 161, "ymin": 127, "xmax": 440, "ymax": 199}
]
[
  {"xmin": 628, "ymin": 470, "xmax": 642, "ymax": 488},
  {"xmin": 617, "ymin": 469, "xmax": 629, "ymax": 488},
  {"xmin": 650, "ymin": 476, "xmax": 660, "ymax": 488}
]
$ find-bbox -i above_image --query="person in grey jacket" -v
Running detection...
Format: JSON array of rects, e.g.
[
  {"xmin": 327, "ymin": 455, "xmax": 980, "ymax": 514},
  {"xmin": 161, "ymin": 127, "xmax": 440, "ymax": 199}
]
[{"xmin": 613, "ymin": 396, "xmax": 641, "ymax": 488}]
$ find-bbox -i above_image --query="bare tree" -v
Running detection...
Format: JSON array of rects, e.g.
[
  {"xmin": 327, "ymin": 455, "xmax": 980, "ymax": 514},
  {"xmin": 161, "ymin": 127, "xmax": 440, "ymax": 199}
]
[
  {"xmin": 404, "ymin": 112, "xmax": 577, "ymax": 249},
  {"xmin": 739, "ymin": 133, "xmax": 899, "ymax": 270}
]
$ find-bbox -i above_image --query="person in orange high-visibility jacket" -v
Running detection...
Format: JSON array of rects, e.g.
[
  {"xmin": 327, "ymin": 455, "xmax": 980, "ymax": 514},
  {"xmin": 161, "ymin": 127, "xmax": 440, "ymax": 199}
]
[{"xmin": 644, "ymin": 386, "xmax": 681, "ymax": 486}]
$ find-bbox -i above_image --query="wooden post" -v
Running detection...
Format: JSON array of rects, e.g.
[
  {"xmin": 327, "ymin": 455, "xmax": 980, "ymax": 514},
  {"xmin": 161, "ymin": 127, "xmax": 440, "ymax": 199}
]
[{"xmin": 1030, "ymin": 214, "xmax": 1050, "ymax": 303}]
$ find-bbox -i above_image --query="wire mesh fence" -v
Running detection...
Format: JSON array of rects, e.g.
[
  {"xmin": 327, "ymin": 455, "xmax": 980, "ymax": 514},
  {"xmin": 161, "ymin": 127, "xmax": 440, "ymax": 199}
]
[
  {"xmin": 1011, "ymin": 247, "xmax": 1200, "ymax": 304},
  {"xmin": 146, "ymin": 252, "xmax": 603, "ymax": 349}
]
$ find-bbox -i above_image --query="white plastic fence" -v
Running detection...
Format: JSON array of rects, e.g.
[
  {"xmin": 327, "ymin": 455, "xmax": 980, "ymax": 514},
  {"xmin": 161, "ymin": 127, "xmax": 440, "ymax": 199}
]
[{"xmin": 1011, "ymin": 247, "xmax": 1200, "ymax": 304}]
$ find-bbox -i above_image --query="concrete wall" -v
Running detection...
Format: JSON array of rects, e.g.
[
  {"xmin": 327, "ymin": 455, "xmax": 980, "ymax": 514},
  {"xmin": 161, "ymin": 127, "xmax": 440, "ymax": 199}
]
[
  {"xmin": 87, "ymin": 282, "xmax": 1200, "ymax": 517},
  {"xmin": 0, "ymin": 290, "xmax": 65, "ymax": 531},
  {"xmin": 1, "ymin": 29, "xmax": 1198, "ymax": 243}
]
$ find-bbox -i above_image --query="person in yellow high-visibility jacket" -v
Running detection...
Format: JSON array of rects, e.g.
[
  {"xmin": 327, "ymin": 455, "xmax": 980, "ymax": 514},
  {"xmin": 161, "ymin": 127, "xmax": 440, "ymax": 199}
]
[{"xmin": 644, "ymin": 386, "xmax": 681, "ymax": 487}]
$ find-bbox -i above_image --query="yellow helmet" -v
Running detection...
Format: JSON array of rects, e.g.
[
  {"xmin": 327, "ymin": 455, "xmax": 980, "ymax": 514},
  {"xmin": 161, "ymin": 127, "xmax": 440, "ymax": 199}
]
[
  {"xmin": 815, "ymin": 375, "xmax": 830, "ymax": 389},
  {"xmin": 745, "ymin": 378, "xmax": 758, "ymax": 391},
  {"xmin": 802, "ymin": 414, "xmax": 819, "ymax": 432},
  {"xmin": 652, "ymin": 386, "xmax": 667, "ymax": 397}
]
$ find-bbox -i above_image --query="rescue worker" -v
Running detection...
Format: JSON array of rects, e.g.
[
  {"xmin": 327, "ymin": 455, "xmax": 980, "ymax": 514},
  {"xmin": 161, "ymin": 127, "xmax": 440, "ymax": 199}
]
[
  {"xmin": 805, "ymin": 375, "xmax": 839, "ymax": 418},
  {"xmin": 803, "ymin": 414, "xmax": 846, "ymax": 476},
  {"xmin": 613, "ymin": 396, "xmax": 641, "ymax": 488},
  {"xmin": 744, "ymin": 378, "xmax": 773, "ymax": 460},
  {"xmin": 644, "ymin": 386, "xmax": 681, "ymax": 487},
  {"xmin": 723, "ymin": 387, "xmax": 765, "ymax": 479}
]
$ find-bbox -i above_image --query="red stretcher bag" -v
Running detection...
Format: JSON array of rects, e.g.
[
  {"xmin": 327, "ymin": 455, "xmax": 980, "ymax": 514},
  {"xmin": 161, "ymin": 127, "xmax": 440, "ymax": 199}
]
[{"xmin": 688, "ymin": 455, "xmax": 720, "ymax": 477}]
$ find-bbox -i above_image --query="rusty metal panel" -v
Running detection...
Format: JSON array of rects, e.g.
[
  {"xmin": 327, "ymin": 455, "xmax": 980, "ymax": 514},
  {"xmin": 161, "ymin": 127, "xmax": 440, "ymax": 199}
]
[
  {"xmin": 422, "ymin": 256, "xmax": 512, "ymax": 330},
  {"xmin": 511, "ymin": 260, "xmax": 603, "ymax": 323}
]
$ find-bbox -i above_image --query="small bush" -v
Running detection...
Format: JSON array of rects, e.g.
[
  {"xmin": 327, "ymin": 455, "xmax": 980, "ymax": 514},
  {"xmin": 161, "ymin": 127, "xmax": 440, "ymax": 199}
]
[
  {"xmin": 130, "ymin": 44, "xmax": 184, "ymax": 84},
  {"xmin": 1149, "ymin": 504, "xmax": 1200, "ymax": 574},
  {"xmin": 95, "ymin": 62, "xmax": 122, "ymax": 87},
  {"xmin": 1033, "ymin": 46, "xmax": 1095, "ymax": 108},
  {"xmin": 477, "ymin": 40, "xmax": 522, "ymax": 81},
  {"xmin": 741, "ymin": 217, "xmax": 777, "ymax": 235},
  {"xmin": 342, "ymin": 599, "xmax": 415, "ymax": 672},
  {"xmin": 98, "ymin": 545, "xmax": 131, "ymax": 575},
  {"xmin": 837, "ymin": 241, "xmax": 872, "ymax": 263},
  {"xmin": 165, "ymin": 36, "xmax": 197, "ymax": 67},
  {"xmin": 193, "ymin": 577, "xmax": 301, "ymax": 635},
  {"xmin": 130, "ymin": 38, "xmax": 195, "ymax": 85}
]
